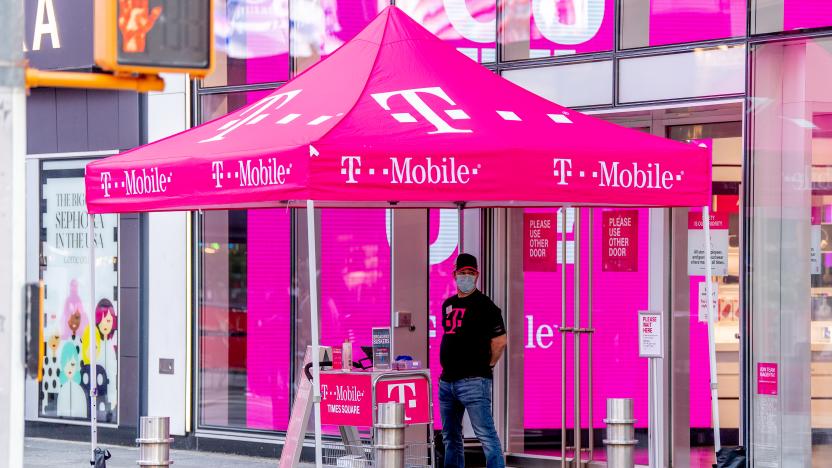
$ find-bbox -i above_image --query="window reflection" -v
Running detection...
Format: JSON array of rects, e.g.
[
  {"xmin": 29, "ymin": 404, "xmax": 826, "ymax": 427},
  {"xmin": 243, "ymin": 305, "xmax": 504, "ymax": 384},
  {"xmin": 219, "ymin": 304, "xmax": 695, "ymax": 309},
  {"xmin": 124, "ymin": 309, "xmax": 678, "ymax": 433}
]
[{"xmin": 205, "ymin": 0, "xmax": 290, "ymax": 87}]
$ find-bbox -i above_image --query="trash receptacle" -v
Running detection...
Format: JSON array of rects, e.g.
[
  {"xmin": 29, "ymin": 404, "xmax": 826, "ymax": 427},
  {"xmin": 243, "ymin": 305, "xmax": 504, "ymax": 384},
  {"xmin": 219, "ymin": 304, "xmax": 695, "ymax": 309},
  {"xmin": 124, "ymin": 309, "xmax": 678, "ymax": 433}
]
[
  {"xmin": 603, "ymin": 398, "xmax": 637, "ymax": 468},
  {"xmin": 375, "ymin": 402, "xmax": 405, "ymax": 468},
  {"xmin": 137, "ymin": 416, "xmax": 173, "ymax": 467}
]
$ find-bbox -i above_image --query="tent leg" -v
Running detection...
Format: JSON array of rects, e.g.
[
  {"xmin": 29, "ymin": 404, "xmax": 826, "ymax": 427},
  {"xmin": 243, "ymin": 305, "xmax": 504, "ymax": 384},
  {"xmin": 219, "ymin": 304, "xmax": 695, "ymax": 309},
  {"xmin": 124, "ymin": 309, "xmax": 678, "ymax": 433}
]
[
  {"xmin": 88, "ymin": 214, "xmax": 98, "ymax": 462},
  {"xmin": 306, "ymin": 200, "xmax": 323, "ymax": 467},
  {"xmin": 702, "ymin": 206, "xmax": 721, "ymax": 453}
]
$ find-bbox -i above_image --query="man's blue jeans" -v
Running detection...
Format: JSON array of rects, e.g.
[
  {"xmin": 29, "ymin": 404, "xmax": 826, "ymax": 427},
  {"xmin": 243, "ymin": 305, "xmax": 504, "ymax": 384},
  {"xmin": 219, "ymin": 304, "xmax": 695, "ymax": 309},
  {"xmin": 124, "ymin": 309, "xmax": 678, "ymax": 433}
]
[{"xmin": 439, "ymin": 377, "xmax": 505, "ymax": 468}]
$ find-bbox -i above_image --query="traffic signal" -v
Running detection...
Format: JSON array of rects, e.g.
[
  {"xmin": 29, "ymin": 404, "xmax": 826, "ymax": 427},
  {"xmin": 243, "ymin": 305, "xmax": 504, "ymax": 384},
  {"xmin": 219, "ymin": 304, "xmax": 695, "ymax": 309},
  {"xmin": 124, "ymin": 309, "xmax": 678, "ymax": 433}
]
[{"xmin": 94, "ymin": 0, "xmax": 214, "ymax": 78}]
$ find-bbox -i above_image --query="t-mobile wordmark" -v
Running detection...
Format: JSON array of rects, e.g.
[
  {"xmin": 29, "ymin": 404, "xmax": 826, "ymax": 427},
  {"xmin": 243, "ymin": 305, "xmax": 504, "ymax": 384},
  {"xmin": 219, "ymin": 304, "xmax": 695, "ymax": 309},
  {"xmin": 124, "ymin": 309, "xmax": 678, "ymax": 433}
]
[
  {"xmin": 211, "ymin": 159, "xmax": 293, "ymax": 189},
  {"xmin": 340, "ymin": 155, "xmax": 480, "ymax": 185},
  {"xmin": 386, "ymin": 383, "xmax": 417, "ymax": 421},
  {"xmin": 371, "ymin": 87, "xmax": 472, "ymax": 135},
  {"xmin": 552, "ymin": 158, "xmax": 683, "ymax": 190},
  {"xmin": 99, "ymin": 168, "xmax": 171, "ymax": 198}
]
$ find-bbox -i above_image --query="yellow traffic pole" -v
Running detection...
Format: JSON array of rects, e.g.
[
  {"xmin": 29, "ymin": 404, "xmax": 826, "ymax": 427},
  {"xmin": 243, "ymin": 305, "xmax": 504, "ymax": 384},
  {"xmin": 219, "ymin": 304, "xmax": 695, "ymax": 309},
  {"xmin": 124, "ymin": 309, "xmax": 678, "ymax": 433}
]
[{"xmin": 25, "ymin": 68, "xmax": 165, "ymax": 93}]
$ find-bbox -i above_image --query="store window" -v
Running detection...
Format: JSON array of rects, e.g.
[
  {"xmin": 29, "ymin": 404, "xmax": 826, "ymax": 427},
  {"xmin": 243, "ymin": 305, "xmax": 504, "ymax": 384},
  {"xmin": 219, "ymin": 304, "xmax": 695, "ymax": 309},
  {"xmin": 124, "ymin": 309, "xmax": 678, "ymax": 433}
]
[
  {"xmin": 37, "ymin": 160, "xmax": 120, "ymax": 424},
  {"xmin": 752, "ymin": 0, "xmax": 832, "ymax": 34},
  {"xmin": 668, "ymin": 122, "xmax": 743, "ymax": 462},
  {"xmin": 198, "ymin": 209, "xmax": 293, "ymax": 431},
  {"xmin": 200, "ymin": 89, "xmax": 277, "ymax": 123},
  {"xmin": 290, "ymin": 0, "xmax": 387, "ymax": 75},
  {"xmin": 499, "ymin": 0, "xmax": 613, "ymax": 61},
  {"xmin": 398, "ymin": 0, "xmax": 497, "ymax": 62},
  {"xmin": 197, "ymin": 91, "xmax": 292, "ymax": 431},
  {"xmin": 620, "ymin": 0, "xmax": 745, "ymax": 49},
  {"xmin": 750, "ymin": 37, "xmax": 832, "ymax": 465},
  {"xmin": 203, "ymin": 0, "xmax": 290, "ymax": 87}
]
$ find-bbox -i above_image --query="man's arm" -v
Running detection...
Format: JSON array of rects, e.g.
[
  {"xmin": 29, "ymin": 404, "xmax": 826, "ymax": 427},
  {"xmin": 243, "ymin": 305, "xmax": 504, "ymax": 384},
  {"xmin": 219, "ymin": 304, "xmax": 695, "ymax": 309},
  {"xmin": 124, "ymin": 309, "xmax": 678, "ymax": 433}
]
[{"xmin": 490, "ymin": 334, "xmax": 507, "ymax": 366}]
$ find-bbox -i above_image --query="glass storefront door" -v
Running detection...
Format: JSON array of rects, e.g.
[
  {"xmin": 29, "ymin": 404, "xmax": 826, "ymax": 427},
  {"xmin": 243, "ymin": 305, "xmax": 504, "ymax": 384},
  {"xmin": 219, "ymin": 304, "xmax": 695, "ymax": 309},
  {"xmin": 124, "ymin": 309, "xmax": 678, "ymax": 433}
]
[
  {"xmin": 750, "ymin": 37, "xmax": 832, "ymax": 467},
  {"xmin": 666, "ymin": 121, "xmax": 744, "ymax": 467},
  {"xmin": 504, "ymin": 207, "xmax": 652, "ymax": 466}
]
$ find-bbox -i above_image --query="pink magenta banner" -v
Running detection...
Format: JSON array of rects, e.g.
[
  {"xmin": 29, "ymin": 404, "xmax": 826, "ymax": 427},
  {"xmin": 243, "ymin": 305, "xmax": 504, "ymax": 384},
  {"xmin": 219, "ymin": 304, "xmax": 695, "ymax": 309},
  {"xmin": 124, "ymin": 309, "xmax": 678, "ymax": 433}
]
[
  {"xmin": 523, "ymin": 213, "xmax": 558, "ymax": 272},
  {"xmin": 85, "ymin": 7, "xmax": 710, "ymax": 214}
]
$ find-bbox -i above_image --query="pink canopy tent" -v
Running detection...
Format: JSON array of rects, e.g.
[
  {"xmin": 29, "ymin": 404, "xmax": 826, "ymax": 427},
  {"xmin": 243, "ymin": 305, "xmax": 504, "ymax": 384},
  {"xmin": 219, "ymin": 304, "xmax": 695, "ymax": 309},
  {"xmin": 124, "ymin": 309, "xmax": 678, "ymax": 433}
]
[{"xmin": 82, "ymin": 6, "xmax": 720, "ymax": 467}]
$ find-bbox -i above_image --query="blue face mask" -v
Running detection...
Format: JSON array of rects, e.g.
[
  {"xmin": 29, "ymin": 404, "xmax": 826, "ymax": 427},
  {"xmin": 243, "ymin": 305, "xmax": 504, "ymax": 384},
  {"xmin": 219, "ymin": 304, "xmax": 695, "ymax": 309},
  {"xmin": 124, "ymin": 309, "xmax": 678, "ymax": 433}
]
[{"xmin": 455, "ymin": 274, "xmax": 476, "ymax": 294}]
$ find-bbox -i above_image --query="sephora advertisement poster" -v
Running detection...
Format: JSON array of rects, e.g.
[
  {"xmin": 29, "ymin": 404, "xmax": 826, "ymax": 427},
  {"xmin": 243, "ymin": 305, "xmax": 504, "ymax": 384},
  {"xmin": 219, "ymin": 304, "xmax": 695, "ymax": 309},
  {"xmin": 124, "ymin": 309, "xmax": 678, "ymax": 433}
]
[{"xmin": 39, "ymin": 166, "xmax": 119, "ymax": 424}]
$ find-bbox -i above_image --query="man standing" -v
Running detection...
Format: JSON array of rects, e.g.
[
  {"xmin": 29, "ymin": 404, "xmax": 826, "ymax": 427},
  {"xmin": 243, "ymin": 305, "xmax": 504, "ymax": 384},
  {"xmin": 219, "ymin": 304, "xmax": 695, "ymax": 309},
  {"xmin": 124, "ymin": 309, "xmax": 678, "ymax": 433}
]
[{"xmin": 439, "ymin": 253, "xmax": 507, "ymax": 468}]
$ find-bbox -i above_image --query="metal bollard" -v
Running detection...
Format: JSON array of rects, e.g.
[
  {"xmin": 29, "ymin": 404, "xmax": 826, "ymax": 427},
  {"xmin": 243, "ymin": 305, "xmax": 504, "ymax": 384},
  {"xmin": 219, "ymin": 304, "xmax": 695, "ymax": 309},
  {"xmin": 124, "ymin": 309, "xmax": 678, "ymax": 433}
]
[
  {"xmin": 375, "ymin": 402, "xmax": 405, "ymax": 468},
  {"xmin": 137, "ymin": 416, "xmax": 174, "ymax": 467},
  {"xmin": 603, "ymin": 398, "xmax": 637, "ymax": 468}
]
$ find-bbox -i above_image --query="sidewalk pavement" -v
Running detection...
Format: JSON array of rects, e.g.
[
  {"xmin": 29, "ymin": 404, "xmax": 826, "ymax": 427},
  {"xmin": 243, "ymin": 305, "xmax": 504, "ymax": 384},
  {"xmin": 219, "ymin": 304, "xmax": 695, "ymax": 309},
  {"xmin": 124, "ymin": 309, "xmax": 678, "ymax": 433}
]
[{"xmin": 25, "ymin": 437, "xmax": 315, "ymax": 468}]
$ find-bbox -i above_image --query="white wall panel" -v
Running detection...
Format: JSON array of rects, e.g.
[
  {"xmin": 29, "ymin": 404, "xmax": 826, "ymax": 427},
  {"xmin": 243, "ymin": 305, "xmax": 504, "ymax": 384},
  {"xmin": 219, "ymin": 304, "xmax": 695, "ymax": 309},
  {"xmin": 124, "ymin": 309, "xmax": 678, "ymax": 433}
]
[
  {"xmin": 146, "ymin": 74, "xmax": 189, "ymax": 436},
  {"xmin": 619, "ymin": 46, "xmax": 745, "ymax": 103}
]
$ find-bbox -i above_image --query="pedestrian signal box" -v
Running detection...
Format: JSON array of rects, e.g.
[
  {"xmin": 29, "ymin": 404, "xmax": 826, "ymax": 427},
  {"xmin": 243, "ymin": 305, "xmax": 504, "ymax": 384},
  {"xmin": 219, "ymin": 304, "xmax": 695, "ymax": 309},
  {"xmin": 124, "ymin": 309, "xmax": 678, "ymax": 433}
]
[{"xmin": 94, "ymin": 0, "xmax": 214, "ymax": 78}]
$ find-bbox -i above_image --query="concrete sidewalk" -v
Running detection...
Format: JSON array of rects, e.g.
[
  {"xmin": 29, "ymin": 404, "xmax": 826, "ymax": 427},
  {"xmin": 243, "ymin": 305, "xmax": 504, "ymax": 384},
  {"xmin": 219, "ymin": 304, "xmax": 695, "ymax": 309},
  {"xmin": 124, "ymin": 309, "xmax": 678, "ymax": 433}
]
[{"xmin": 24, "ymin": 437, "xmax": 314, "ymax": 468}]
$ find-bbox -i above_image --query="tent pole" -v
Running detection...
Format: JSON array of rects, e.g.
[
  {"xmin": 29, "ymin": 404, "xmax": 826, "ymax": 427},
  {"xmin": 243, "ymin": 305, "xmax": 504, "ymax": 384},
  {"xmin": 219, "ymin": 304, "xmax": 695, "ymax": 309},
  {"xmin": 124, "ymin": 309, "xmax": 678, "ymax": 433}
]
[
  {"xmin": 560, "ymin": 207, "xmax": 567, "ymax": 468},
  {"xmin": 306, "ymin": 200, "xmax": 323, "ymax": 467},
  {"xmin": 702, "ymin": 206, "xmax": 721, "ymax": 453},
  {"xmin": 88, "ymin": 214, "xmax": 98, "ymax": 462}
]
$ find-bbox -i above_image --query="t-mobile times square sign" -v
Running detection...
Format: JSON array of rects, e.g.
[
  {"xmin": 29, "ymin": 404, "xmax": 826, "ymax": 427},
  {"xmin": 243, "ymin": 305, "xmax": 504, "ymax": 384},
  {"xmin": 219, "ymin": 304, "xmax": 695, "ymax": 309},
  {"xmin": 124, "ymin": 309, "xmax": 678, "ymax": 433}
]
[{"xmin": 319, "ymin": 372, "xmax": 431, "ymax": 426}]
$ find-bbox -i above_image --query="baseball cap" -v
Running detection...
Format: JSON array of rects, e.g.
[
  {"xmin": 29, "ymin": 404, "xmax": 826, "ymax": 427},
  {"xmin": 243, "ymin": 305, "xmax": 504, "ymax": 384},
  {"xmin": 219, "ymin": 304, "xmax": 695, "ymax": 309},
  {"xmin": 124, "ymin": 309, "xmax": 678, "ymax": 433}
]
[{"xmin": 454, "ymin": 253, "xmax": 478, "ymax": 272}]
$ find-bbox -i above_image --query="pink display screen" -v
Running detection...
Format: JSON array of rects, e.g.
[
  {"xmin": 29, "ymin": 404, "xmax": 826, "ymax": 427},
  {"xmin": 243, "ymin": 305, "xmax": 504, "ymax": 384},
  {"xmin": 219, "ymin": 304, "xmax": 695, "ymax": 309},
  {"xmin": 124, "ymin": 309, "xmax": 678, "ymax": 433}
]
[
  {"xmin": 292, "ymin": 0, "xmax": 385, "ymax": 70},
  {"xmin": 648, "ymin": 0, "xmax": 745, "ymax": 47},
  {"xmin": 246, "ymin": 209, "xmax": 292, "ymax": 430},
  {"xmin": 399, "ymin": 0, "xmax": 498, "ymax": 62},
  {"xmin": 215, "ymin": 0, "xmax": 291, "ymax": 84},
  {"xmin": 528, "ymin": 0, "xmax": 614, "ymax": 55}
]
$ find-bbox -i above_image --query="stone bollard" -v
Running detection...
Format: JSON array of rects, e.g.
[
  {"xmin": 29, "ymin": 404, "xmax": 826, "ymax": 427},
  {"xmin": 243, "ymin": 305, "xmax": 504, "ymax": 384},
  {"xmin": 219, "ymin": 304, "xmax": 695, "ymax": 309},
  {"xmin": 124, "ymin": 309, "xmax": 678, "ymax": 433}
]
[
  {"xmin": 603, "ymin": 398, "xmax": 637, "ymax": 468},
  {"xmin": 375, "ymin": 402, "xmax": 405, "ymax": 468},
  {"xmin": 137, "ymin": 416, "xmax": 173, "ymax": 467}
]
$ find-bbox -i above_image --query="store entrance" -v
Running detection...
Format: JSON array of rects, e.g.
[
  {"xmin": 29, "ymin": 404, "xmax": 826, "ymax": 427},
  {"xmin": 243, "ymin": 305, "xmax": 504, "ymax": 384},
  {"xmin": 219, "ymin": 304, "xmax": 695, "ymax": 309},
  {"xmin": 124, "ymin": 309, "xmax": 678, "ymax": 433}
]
[{"xmin": 503, "ymin": 205, "xmax": 653, "ymax": 467}]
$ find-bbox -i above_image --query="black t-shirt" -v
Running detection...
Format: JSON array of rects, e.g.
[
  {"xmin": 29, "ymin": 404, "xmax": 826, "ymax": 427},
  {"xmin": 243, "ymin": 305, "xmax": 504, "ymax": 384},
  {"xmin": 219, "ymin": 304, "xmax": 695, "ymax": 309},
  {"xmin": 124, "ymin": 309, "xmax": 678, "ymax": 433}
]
[{"xmin": 439, "ymin": 290, "xmax": 506, "ymax": 382}]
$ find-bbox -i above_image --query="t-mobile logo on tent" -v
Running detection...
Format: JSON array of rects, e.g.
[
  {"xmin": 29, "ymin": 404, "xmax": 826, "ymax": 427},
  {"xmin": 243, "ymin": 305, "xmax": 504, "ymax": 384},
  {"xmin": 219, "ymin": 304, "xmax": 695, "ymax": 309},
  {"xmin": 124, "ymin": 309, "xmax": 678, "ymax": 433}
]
[
  {"xmin": 371, "ymin": 87, "xmax": 473, "ymax": 134},
  {"xmin": 340, "ymin": 155, "xmax": 479, "ymax": 185}
]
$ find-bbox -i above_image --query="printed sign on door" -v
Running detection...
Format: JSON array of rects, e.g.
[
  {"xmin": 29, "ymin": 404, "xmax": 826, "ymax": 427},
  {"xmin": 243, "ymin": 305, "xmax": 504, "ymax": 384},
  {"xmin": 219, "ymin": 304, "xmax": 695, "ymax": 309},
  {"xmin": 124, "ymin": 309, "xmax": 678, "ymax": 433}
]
[
  {"xmin": 638, "ymin": 311, "xmax": 662, "ymax": 358},
  {"xmin": 523, "ymin": 213, "xmax": 557, "ymax": 272},
  {"xmin": 687, "ymin": 211, "xmax": 729, "ymax": 276},
  {"xmin": 602, "ymin": 210, "xmax": 638, "ymax": 272}
]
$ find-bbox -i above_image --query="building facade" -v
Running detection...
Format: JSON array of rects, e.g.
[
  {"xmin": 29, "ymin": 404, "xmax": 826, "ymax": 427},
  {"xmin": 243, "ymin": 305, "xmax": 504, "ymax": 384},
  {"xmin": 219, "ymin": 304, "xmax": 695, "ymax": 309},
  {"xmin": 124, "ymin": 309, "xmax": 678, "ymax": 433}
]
[{"xmin": 23, "ymin": 1, "xmax": 832, "ymax": 467}]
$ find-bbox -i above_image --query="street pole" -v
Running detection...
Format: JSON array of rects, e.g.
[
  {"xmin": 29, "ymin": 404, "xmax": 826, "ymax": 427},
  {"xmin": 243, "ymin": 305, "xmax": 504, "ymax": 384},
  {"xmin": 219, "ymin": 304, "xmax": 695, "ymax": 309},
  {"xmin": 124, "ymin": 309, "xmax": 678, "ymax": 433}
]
[{"xmin": 0, "ymin": 0, "xmax": 27, "ymax": 466}]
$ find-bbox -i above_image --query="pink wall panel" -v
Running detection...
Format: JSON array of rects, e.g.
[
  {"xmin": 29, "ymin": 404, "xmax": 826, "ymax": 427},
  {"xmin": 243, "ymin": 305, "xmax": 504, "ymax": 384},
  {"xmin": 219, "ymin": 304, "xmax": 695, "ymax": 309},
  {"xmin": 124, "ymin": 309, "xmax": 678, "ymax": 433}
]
[{"xmin": 246, "ymin": 209, "xmax": 292, "ymax": 430}]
